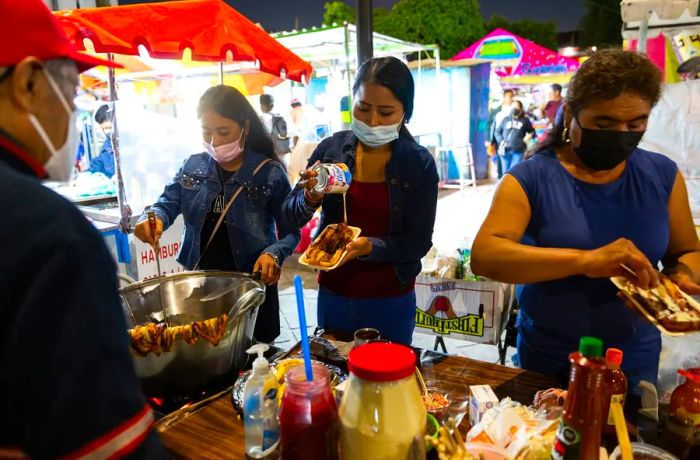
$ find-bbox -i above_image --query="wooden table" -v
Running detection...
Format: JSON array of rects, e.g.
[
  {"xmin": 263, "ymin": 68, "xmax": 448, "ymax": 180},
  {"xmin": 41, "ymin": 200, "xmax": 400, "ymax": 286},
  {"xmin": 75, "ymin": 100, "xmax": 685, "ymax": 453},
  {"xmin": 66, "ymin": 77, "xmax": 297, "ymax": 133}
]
[{"xmin": 157, "ymin": 343, "xmax": 559, "ymax": 459}]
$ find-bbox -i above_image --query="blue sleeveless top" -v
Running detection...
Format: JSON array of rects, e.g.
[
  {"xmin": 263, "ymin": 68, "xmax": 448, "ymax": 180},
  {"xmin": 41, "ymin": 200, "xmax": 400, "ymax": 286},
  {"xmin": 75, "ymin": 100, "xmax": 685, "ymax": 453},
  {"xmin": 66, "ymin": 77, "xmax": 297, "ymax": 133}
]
[{"xmin": 508, "ymin": 148, "xmax": 677, "ymax": 346}]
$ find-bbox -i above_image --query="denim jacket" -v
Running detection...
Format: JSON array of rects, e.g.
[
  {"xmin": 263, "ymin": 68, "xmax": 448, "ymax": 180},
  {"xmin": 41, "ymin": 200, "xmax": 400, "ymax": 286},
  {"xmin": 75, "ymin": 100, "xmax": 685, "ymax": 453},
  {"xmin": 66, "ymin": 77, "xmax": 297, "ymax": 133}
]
[
  {"xmin": 150, "ymin": 150, "xmax": 300, "ymax": 272},
  {"xmin": 283, "ymin": 131, "xmax": 439, "ymax": 288}
]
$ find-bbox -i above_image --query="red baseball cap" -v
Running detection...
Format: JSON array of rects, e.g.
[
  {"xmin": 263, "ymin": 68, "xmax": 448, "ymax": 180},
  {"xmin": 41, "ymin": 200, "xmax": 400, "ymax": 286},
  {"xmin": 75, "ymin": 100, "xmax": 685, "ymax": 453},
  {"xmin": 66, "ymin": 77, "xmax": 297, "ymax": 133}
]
[{"xmin": 0, "ymin": 0, "xmax": 120, "ymax": 72}]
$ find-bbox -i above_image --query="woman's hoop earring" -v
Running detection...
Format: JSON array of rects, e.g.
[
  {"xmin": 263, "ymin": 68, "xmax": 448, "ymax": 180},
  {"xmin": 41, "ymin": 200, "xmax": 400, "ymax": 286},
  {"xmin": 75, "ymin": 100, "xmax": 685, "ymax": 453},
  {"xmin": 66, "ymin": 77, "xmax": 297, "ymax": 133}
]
[{"xmin": 561, "ymin": 127, "xmax": 570, "ymax": 144}]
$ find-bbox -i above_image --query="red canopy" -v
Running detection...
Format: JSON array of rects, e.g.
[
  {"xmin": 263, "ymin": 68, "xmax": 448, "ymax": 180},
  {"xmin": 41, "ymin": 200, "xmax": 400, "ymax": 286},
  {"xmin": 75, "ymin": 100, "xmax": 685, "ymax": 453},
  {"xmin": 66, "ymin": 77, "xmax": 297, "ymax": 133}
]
[{"xmin": 54, "ymin": 0, "xmax": 312, "ymax": 82}]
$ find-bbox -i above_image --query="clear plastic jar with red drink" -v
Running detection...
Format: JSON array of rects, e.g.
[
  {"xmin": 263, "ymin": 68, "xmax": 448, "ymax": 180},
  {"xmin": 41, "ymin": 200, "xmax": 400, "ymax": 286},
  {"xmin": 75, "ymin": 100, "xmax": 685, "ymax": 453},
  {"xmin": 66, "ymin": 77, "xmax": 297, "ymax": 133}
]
[{"xmin": 279, "ymin": 364, "xmax": 339, "ymax": 460}]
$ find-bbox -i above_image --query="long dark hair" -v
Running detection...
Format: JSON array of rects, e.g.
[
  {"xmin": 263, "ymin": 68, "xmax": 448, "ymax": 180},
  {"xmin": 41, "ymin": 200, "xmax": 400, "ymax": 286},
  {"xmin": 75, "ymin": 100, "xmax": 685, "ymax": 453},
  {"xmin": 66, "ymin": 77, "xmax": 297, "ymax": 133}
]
[
  {"xmin": 353, "ymin": 57, "xmax": 416, "ymax": 140},
  {"xmin": 533, "ymin": 49, "xmax": 662, "ymax": 155},
  {"xmin": 197, "ymin": 85, "xmax": 277, "ymax": 161}
]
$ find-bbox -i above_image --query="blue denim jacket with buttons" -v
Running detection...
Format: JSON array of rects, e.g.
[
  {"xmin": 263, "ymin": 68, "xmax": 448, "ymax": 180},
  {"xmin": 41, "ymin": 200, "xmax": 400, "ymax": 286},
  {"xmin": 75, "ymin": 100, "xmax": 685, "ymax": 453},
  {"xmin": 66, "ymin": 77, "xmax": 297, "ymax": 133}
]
[
  {"xmin": 150, "ymin": 150, "xmax": 300, "ymax": 272},
  {"xmin": 282, "ymin": 130, "xmax": 439, "ymax": 289}
]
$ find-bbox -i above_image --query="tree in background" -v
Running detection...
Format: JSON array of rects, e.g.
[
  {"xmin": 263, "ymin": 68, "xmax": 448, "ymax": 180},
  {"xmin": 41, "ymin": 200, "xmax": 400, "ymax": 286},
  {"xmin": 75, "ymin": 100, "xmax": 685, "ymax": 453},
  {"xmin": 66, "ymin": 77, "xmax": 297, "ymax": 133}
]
[
  {"xmin": 484, "ymin": 15, "xmax": 558, "ymax": 50},
  {"xmin": 323, "ymin": 0, "xmax": 483, "ymax": 58},
  {"xmin": 377, "ymin": 0, "xmax": 484, "ymax": 58},
  {"xmin": 579, "ymin": 0, "xmax": 622, "ymax": 47},
  {"xmin": 323, "ymin": 1, "xmax": 355, "ymax": 26}
]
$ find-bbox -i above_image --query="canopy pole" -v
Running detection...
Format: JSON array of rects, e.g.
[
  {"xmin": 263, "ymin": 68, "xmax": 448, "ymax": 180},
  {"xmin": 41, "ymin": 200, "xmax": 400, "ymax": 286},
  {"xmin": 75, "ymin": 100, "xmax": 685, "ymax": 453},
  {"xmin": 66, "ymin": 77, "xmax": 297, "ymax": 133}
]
[
  {"xmin": 108, "ymin": 53, "xmax": 132, "ymax": 233},
  {"xmin": 344, "ymin": 23, "xmax": 353, "ymax": 104},
  {"xmin": 435, "ymin": 47, "xmax": 440, "ymax": 74},
  {"xmin": 219, "ymin": 62, "xmax": 224, "ymax": 85},
  {"xmin": 357, "ymin": 0, "xmax": 373, "ymax": 65},
  {"xmin": 638, "ymin": 10, "xmax": 651, "ymax": 54},
  {"xmin": 418, "ymin": 51, "xmax": 422, "ymax": 88}
]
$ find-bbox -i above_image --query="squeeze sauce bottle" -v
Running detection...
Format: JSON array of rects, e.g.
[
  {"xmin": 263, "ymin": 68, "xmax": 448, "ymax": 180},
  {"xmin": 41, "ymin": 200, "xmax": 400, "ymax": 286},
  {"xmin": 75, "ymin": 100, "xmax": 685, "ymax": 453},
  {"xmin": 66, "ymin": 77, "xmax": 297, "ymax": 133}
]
[
  {"xmin": 551, "ymin": 336, "xmax": 607, "ymax": 460},
  {"xmin": 601, "ymin": 348, "xmax": 627, "ymax": 435}
]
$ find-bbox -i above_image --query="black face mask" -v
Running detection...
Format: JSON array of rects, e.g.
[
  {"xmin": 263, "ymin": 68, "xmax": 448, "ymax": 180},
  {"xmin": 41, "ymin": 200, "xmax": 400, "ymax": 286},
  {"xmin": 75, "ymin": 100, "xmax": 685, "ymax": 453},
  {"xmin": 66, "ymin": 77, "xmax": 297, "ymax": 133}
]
[{"xmin": 572, "ymin": 118, "xmax": 644, "ymax": 171}]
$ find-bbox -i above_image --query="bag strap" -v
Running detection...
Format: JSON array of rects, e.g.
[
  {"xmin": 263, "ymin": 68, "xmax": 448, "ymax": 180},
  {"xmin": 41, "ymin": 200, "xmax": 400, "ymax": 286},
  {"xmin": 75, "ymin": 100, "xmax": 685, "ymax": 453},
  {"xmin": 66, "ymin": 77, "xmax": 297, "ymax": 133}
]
[{"xmin": 193, "ymin": 158, "xmax": 273, "ymax": 270}]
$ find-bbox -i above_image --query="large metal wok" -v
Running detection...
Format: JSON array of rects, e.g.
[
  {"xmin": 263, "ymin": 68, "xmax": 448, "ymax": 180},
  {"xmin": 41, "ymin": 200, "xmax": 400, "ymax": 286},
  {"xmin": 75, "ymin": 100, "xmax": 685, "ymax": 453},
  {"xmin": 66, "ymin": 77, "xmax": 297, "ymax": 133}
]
[{"xmin": 119, "ymin": 271, "xmax": 265, "ymax": 395}]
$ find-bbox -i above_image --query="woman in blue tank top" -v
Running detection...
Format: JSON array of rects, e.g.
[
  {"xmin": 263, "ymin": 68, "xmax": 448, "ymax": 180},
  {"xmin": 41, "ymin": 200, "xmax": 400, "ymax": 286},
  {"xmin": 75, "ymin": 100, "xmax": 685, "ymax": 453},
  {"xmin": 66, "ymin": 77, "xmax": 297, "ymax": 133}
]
[{"xmin": 471, "ymin": 49, "xmax": 700, "ymax": 391}]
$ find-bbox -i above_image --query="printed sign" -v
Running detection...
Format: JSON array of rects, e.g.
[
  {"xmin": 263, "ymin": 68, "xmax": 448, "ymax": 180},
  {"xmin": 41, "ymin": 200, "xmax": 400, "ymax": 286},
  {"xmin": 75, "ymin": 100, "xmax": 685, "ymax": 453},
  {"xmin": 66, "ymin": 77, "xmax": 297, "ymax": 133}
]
[
  {"xmin": 415, "ymin": 275, "xmax": 507, "ymax": 345},
  {"xmin": 132, "ymin": 215, "xmax": 186, "ymax": 281},
  {"xmin": 673, "ymin": 30, "xmax": 700, "ymax": 63}
]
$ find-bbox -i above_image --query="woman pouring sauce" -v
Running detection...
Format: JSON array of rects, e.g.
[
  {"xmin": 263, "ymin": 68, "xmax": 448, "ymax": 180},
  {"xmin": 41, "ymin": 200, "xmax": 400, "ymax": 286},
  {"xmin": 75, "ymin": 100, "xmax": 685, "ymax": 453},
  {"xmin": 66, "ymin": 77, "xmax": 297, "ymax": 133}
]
[
  {"xmin": 134, "ymin": 85, "xmax": 300, "ymax": 343},
  {"xmin": 471, "ymin": 50, "xmax": 700, "ymax": 390},
  {"xmin": 284, "ymin": 57, "xmax": 439, "ymax": 345}
]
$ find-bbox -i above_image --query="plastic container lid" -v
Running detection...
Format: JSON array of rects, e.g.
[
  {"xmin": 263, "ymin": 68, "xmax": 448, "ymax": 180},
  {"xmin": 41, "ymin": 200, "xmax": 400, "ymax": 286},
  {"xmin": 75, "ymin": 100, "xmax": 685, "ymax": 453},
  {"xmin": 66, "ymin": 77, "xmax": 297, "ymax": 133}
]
[
  {"xmin": 348, "ymin": 342, "xmax": 416, "ymax": 382},
  {"xmin": 606, "ymin": 348, "xmax": 624, "ymax": 366},
  {"xmin": 579, "ymin": 336, "xmax": 603, "ymax": 358}
]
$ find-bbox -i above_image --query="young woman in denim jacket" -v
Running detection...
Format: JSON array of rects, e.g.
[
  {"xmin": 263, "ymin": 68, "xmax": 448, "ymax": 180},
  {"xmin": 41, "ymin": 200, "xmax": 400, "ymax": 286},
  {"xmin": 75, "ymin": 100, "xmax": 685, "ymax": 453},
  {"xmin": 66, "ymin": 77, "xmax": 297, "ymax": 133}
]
[
  {"xmin": 134, "ymin": 86, "xmax": 300, "ymax": 343},
  {"xmin": 284, "ymin": 57, "xmax": 439, "ymax": 345}
]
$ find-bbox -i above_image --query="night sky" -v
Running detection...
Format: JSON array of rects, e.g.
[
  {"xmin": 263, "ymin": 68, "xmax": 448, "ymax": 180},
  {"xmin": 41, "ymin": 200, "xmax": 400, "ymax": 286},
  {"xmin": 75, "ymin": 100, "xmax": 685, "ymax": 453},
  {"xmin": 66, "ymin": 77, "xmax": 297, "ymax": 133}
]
[
  {"xmin": 118, "ymin": 0, "xmax": 588, "ymax": 34},
  {"xmin": 223, "ymin": 0, "xmax": 587, "ymax": 33}
]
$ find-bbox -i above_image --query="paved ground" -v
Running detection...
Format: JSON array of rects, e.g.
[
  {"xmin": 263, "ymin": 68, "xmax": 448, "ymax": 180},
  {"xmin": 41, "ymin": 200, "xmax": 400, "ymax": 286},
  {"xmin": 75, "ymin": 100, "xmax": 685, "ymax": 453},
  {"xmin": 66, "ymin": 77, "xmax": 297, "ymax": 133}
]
[{"xmin": 274, "ymin": 182, "xmax": 518, "ymax": 366}]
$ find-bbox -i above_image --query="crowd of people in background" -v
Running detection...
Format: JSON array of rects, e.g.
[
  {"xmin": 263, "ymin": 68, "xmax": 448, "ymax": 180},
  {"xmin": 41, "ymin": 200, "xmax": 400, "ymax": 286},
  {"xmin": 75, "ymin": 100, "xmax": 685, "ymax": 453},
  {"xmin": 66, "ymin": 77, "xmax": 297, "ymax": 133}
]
[{"xmin": 486, "ymin": 83, "xmax": 565, "ymax": 177}]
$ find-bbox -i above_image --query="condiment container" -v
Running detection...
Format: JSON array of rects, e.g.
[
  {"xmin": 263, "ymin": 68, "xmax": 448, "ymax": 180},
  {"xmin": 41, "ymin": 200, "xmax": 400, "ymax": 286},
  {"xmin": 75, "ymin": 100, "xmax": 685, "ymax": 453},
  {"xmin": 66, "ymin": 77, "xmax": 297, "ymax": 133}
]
[
  {"xmin": 338, "ymin": 342, "xmax": 426, "ymax": 460},
  {"xmin": 551, "ymin": 336, "xmax": 607, "ymax": 460},
  {"xmin": 609, "ymin": 442, "xmax": 678, "ymax": 460},
  {"xmin": 669, "ymin": 368, "xmax": 700, "ymax": 446},
  {"xmin": 279, "ymin": 364, "xmax": 339, "ymax": 460},
  {"xmin": 312, "ymin": 163, "xmax": 351, "ymax": 194},
  {"xmin": 602, "ymin": 348, "xmax": 628, "ymax": 435}
]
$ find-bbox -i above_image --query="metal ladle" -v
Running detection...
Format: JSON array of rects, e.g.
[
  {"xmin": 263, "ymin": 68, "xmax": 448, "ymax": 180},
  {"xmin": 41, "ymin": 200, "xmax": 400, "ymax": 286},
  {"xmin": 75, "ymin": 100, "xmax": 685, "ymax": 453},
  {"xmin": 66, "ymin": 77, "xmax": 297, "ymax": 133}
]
[{"xmin": 147, "ymin": 211, "xmax": 169, "ymax": 326}]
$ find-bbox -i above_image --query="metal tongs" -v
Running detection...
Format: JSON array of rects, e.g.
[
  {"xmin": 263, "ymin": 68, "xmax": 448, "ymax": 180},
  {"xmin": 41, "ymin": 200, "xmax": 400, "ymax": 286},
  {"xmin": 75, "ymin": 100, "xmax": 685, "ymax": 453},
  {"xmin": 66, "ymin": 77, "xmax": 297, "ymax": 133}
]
[{"xmin": 147, "ymin": 211, "xmax": 170, "ymax": 326}]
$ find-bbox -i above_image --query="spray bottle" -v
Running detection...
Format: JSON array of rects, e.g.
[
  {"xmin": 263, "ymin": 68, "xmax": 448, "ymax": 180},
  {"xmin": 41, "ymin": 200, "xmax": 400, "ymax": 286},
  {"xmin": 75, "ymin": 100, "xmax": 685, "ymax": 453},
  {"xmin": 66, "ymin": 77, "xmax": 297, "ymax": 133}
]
[{"xmin": 244, "ymin": 344, "xmax": 280, "ymax": 459}]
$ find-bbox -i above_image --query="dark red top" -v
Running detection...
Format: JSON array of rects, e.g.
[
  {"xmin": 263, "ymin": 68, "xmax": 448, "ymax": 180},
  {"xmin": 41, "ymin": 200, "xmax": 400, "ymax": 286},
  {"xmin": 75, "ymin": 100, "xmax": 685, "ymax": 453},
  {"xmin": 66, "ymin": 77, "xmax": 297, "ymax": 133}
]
[{"xmin": 320, "ymin": 180, "xmax": 413, "ymax": 298}]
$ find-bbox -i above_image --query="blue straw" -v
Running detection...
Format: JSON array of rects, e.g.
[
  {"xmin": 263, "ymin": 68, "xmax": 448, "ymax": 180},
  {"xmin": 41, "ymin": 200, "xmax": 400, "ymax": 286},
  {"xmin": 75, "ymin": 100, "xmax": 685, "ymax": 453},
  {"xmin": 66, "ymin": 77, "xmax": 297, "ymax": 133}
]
[{"xmin": 294, "ymin": 275, "xmax": 314, "ymax": 381}]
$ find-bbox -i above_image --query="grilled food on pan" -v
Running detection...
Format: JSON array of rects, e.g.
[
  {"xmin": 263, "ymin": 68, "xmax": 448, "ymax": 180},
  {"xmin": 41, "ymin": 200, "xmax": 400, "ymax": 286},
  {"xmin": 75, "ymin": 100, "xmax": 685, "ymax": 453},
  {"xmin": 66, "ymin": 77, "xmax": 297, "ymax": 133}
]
[
  {"xmin": 614, "ymin": 274, "xmax": 700, "ymax": 333},
  {"xmin": 128, "ymin": 313, "xmax": 228, "ymax": 356},
  {"xmin": 304, "ymin": 224, "xmax": 355, "ymax": 267}
]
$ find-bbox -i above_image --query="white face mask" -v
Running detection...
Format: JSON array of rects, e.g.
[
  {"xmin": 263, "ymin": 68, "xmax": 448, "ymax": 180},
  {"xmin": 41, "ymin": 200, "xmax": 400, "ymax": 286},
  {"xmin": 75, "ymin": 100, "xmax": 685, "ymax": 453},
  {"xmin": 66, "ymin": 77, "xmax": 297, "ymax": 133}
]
[
  {"xmin": 28, "ymin": 69, "xmax": 79, "ymax": 182},
  {"xmin": 351, "ymin": 117, "xmax": 402, "ymax": 148}
]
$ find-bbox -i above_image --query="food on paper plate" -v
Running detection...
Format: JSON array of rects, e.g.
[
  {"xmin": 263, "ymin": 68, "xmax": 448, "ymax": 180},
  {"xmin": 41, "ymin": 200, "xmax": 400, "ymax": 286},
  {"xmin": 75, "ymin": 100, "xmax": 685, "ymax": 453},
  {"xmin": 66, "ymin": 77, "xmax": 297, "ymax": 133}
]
[
  {"xmin": 467, "ymin": 398, "xmax": 558, "ymax": 460},
  {"xmin": 613, "ymin": 274, "xmax": 700, "ymax": 333},
  {"xmin": 128, "ymin": 313, "xmax": 229, "ymax": 356},
  {"xmin": 303, "ymin": 223, "xmax": 356, "ymax": 268}
]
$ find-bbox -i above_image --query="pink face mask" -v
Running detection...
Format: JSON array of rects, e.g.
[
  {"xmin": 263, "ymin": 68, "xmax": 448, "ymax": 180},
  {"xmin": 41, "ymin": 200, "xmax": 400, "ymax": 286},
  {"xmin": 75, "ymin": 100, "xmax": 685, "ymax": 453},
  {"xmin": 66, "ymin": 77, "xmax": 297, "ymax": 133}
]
[{"xmin": 203, "ymin": 130, "xmax": 245, "ymax": 163}]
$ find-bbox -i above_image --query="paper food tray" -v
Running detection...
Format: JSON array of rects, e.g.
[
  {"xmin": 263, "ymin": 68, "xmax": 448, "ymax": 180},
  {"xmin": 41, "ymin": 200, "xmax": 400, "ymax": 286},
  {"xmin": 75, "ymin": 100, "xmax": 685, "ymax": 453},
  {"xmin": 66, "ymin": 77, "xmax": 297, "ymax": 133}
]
[
  {"xmin": 299, "ymin": 224, "xmax": 361, "ymax": 272},
  {"xmin": 611, "ymin": 276, "xmax": 699, "ymax": 337}
]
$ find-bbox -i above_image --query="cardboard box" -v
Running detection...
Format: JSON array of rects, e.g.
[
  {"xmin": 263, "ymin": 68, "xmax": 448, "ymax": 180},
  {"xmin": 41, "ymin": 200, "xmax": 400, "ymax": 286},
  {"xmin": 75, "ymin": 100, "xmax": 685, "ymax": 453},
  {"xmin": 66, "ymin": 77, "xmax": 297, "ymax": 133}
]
[{"xmin": 469, "ymin": 384, "xmax": 499, "ymax": 427}]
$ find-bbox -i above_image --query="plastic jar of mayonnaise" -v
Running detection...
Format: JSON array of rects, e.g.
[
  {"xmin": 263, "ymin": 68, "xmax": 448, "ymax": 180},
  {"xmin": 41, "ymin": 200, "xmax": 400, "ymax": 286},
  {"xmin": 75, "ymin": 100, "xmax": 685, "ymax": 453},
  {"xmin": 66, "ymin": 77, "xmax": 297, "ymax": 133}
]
[{"xmin": 338, "ymin": 342, "xmax": 426, "ymax": 460}]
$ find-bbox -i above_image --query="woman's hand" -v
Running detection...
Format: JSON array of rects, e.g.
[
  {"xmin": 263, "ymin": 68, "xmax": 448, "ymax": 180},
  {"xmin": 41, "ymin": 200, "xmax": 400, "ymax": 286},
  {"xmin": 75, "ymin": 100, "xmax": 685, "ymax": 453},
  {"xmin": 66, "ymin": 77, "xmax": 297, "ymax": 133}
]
[
  {"xmin": 340, "ymin": 237, "xmax": 373, "ymax": 266},
  {"xmin": 134, "ymin": 217, "xmax": 163, "ymax": 248},
  {"xmin": 254, "ymin": 254, "xmax": 281, "ymax": 285},
  {"xmin": 666, "ymin": 269, "xmax": 700, "ymax": 295},
  {"xmin": 580, "ymin": 238, "xmax": 659, "ymax": 289},
  {"xmin": 298, "ymin": 161, "xmax": 324, "ymax": 205}
]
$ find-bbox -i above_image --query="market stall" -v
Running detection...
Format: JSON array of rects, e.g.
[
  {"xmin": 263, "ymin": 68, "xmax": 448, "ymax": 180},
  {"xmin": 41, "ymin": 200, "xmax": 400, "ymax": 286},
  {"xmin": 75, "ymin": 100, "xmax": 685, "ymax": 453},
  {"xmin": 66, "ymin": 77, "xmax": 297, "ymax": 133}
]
[
  {"xmin": 270, "ymin": 24, "xmax": 443, "ymax": 180},
  {"xmin": 622, "ymin": 1, "xmax": 700, "ymax": 81},
  {"xmin": 52, "ymin": 0, "xmax": 312, "ymax": 280},
  {"xmin": 155, "ymin": 333, "xmax": 560, "ymax": 459}
]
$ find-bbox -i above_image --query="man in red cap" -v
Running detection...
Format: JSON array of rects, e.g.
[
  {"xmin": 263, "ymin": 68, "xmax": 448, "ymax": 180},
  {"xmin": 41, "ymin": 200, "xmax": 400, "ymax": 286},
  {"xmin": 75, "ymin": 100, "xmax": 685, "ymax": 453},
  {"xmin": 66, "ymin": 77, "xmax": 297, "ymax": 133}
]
[{"xmin": 0, "ymin": 0, "xmax": 165, "ymax": 458}]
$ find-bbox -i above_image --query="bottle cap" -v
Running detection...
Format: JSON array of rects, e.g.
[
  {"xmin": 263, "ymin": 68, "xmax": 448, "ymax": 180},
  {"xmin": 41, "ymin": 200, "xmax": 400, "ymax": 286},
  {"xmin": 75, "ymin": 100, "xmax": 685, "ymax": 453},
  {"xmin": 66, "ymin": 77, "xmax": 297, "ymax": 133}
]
[
  {"xmin": 678, "ymin": 368, "xmax": 700, "ymax": 383},
  {"xmin": 578, "ymin": 336, "xmax": 603, "ymax": 358},
  {"xmin": 247, "ymin": 344, "xmax": 270, "ymax": 374},
  {"xmin": 606, "ymin": 348, "xmax": 624, "ymax": 366}
]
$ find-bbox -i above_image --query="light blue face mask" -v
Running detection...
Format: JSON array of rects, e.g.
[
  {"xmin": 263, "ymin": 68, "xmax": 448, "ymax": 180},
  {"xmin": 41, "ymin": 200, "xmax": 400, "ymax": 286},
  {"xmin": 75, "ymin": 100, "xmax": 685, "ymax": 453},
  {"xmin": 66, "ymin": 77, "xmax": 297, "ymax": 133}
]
[{"xmin": 351, "ymin": 117, "xmax": 403, "ymax": 148}]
